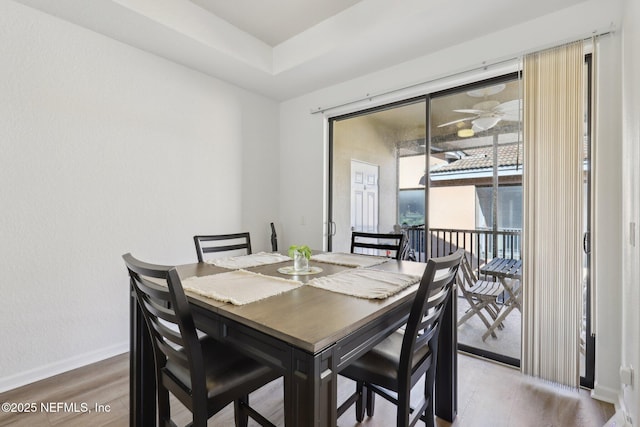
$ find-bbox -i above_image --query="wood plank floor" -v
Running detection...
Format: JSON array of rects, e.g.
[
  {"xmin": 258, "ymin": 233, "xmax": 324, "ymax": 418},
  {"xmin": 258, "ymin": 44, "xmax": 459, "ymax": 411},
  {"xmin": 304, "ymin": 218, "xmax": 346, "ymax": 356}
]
[{"xmin": 0, "ymin": 352, "xmax": 614, "ymax": 426}]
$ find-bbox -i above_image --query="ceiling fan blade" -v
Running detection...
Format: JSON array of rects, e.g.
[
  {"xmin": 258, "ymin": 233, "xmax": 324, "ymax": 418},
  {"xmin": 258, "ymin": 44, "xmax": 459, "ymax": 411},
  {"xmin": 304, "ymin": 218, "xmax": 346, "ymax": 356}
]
[
  {"xmin": 438, "ymin": 117, "xmax": 474, "ymax": 127},
  {"xmin": 453, "ymin": 109, "xmax": 485, "ymax": 114},
  {"xmin": 498, "ymin": 99, "xmax": 521, "ymax": 108},
  {"xmin": 467, "ymin": 84, "xmax": 506, "ymax": 97},
  {"xmin": 500, "ymin": 112, "xmax": 520, "ymax": 121},
  {"xmin": 495, "ymin": 100, "xmax": 522, "ymax": 121},
  {"xmin": 495, "ymin": 99, "xmax": 521, "ymax": 113},
  {"xmin": 473, "ymin": 100, "xmax": 501, "ymax": 111},
  {"xmin": 472, "ymin": 116, "xmax": 502, "ymax": 131}
]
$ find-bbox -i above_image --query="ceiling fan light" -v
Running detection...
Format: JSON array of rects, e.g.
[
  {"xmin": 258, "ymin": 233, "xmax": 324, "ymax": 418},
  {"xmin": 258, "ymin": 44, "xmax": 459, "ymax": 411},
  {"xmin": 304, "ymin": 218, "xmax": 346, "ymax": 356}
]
[
  {"xmin": 472, "ymin": 116, "xmax": 501, "ymax": 131},
  {"xmin": 457, "ymin": 128, "xmax": 474, "ymax": 138}
]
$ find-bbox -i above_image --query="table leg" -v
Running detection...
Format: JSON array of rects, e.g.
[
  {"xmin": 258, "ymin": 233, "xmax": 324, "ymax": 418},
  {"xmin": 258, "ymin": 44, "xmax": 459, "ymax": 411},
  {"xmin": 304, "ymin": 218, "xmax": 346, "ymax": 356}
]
[
  {"xmin": 481, "ymin": 278, "xmax": 522, "ymax": 341},
  {"xmin": 285, "ymin": 347, "xmax": 337, "ymax": 426},
  {"xmin": 130, "ymin": 291, "xmax": 156, "ymax": 427},
  {"xmin": 501, "ymin": 278, "xmax": 522, "ymax": 311}
]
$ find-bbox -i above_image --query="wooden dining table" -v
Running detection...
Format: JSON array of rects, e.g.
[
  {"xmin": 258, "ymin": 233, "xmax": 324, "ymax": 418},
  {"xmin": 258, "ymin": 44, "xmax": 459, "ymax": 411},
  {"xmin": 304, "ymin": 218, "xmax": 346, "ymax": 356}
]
[{"xmin": 130, "ymin": 256, "xmax": 458, "ymax": 426}]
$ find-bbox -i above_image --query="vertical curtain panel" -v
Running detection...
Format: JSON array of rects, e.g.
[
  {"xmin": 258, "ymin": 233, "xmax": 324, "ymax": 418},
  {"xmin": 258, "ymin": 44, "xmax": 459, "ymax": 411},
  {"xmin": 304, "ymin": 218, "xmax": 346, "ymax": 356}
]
[{"xmin": 522, "ymin": 41, "xmax": 584, "ymax": 388}]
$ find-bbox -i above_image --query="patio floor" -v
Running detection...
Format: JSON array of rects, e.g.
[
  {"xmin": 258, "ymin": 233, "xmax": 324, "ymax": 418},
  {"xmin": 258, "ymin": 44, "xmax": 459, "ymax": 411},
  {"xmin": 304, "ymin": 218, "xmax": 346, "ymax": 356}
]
[
  {"xmin": 457, "ymin": 295, "xmax": 587, "ymax": 378},
  {"xmin": 456, "ymin": 295, "xmax": 521, "ymax": 361}
]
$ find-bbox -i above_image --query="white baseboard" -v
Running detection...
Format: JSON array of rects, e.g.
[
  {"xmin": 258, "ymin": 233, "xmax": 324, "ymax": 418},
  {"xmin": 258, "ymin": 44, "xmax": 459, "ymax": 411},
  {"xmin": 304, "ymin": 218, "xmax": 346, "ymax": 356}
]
[
  {"xmin": 0, "ymin": 342, "xmax": 128, "ymax": 393},
  {"xmin": 592, "ymin": 382, "xmax": 636, "ymax": 426},
  {"xmin": 592, "ymin": 381, "xmax": 621, "ymax": 405}
]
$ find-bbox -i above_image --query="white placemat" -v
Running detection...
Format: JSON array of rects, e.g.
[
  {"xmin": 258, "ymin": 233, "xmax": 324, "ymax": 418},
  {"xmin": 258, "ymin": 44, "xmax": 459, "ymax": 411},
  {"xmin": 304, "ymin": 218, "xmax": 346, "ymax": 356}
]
[
  {"xmin": 310, "ymin": 252, "xmax": 390, "ymax": 268},
  {"xmin": 182, "ymin": 269, "xmax": 302, "ymax": 305},
  {"xmin": 205, "ymin": 252, "xmax": 291, "ymax": 269},
  {"xmin": 307, "ymin": 268, "xmax": 421, "ymax": 299}
]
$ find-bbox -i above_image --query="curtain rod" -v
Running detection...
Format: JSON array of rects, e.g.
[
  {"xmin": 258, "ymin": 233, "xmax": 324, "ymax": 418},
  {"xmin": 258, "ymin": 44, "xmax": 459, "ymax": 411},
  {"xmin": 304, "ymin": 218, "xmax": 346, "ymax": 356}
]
[
  {"xmin": 309, "ymin": 57, "xmax": 518, "ymax": 115},
  {"xmin": 310, "ymin": 30, "xmax": 613, "ymax": 116}
]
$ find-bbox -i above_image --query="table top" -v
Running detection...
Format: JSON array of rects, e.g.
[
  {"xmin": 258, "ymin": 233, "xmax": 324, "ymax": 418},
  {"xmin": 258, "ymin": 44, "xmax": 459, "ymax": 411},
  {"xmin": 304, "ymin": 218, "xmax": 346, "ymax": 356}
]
[
  {"xmin": 176, "ymin": 258, "xmax": 427, "ymax": 354},
  {"xmin": 479, "ymin": 257, "xmax": 522, "ymax": 279}
]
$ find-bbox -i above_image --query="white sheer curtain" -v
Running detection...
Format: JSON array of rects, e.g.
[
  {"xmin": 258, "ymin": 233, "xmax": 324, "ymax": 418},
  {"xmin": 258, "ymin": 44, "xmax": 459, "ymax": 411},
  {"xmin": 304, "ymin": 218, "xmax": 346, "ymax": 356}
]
[{"xmin": 522, "ymin": 41, "xmax": 584, "ymax": 387}]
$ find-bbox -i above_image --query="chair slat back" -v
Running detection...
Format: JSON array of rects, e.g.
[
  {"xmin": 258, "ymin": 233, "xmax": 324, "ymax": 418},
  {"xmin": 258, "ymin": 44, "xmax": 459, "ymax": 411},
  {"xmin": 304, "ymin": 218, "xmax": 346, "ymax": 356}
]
[
  {"xmin": 123, "ymin": 253, "xmax": 206, "ymax": 395},
  {"xmin": 400, "ymin": 250, "xmax": 463, "ymax": 378},
  {"xmin": 350, "ymin": 232, "xmax": 405, "ymax": 260},
  {"xmin": 193, "ymin": 233, "xmax": 252, "ymax": 262},
  {"xmin": 458, "ymin": 254, "xmax": 478, "ymax": 290}
]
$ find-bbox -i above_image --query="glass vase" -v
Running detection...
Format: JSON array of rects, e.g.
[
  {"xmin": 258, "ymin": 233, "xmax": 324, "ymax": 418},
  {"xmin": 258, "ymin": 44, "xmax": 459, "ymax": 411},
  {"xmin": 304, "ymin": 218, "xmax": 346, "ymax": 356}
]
[{"xmin": 293, "ymin": 249, "xmax": 309, "ymax": 272}]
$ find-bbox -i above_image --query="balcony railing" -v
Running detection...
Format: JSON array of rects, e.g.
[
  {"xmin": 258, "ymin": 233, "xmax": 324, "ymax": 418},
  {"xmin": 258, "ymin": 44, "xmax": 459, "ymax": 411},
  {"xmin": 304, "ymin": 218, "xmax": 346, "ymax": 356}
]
[{"xmin": 403, "ymin": 225, "xmax": 522, "ymax": 275}]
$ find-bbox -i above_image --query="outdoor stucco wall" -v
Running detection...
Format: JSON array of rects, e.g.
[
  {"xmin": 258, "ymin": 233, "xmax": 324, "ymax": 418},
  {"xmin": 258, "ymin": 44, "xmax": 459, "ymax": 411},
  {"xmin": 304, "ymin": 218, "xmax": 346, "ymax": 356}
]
[{"xmin": 331, "ymin": 116, "xmax": 398, "ymax": 252}]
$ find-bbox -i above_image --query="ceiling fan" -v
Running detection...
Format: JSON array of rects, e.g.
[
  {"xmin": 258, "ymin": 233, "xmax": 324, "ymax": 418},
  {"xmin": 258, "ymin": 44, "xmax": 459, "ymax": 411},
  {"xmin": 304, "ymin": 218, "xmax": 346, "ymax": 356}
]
[{"xmin": 438, "ymin": 99, "xmax": 521, "ymax": 132}]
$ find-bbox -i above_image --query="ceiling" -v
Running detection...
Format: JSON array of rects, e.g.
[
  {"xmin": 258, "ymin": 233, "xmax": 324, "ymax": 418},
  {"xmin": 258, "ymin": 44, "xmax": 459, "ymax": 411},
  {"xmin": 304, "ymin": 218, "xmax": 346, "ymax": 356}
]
[
  {"xmin": 14, "ymin": 0, "xmax": 592, "ymax": 100},
  {"xmin": 190, "ymin": 0, "xmax": 364, "ymax": 46}
]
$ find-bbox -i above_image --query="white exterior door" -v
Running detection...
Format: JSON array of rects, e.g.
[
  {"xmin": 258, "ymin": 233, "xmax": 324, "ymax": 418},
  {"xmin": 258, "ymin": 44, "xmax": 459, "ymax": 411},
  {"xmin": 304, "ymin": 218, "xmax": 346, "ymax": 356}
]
[{"xmin": 351, "ymin": 160, "xmax": 379, "ymax": 233}]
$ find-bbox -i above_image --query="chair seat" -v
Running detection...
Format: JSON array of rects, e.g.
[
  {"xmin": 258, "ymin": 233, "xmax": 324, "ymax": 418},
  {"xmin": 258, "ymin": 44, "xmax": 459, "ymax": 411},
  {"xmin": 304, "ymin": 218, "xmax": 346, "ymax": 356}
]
[
  {"xmin": 467, "ymin": 279, "xmax": 504, "ymax": 297},
  {"xmin": 340, "ymin": 330, "xmax": 431, "ymax": 391},
  {"xmin": 165, "ymin": 337, "xmax": 278, "ymax": 402}
]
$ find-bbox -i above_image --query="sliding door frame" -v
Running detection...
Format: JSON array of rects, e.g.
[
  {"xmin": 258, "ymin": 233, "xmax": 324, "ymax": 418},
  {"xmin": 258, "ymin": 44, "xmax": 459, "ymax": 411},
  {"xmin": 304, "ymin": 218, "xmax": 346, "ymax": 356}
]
[
  {"xmin": 582, "ymin": 53, "xmax": 596, "ymax": 389},
  {"xmin": 326, "ymin": 96, "xmax": 429, "ymax": 252}
]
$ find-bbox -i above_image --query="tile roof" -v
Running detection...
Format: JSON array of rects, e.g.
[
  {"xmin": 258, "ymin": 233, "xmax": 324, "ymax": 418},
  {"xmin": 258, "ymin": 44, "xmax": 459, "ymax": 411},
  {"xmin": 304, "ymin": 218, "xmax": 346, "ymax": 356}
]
[{"xmin": 431, "ymin": 144, "xmax": 523, "ymax": 174}]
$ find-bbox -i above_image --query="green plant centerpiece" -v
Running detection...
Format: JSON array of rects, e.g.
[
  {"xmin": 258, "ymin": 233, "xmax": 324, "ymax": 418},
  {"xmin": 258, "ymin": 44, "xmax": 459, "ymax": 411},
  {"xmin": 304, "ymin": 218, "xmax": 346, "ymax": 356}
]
[
  {"xmin": 289, "ymin": 245, "xmax": 311, "ymax": 272},
  {"xmin": 288, "ymin": 245, "xmax": 311, "ymax": 259}
]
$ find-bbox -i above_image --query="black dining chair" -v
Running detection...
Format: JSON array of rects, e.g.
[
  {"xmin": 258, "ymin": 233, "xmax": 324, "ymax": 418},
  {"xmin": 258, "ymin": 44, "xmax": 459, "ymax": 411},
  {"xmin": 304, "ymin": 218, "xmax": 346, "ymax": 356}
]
[
  {"xmin": 269, "ymin": 222, "xmax": 278, "ymax": 252},
  {"xmin": 350, "ymin": 231, "xmax": 405, "ymax": 260},
  {"xmin": 193, "ymin": 232, "xmax": 252, "ymax": 262},
  {"xmin": 337, "ymin": 249, "xmax": 464, "ymax": 427},
  {"xmin": 123, "ymin": 253, "xmax": 279, "ymax": 427}
]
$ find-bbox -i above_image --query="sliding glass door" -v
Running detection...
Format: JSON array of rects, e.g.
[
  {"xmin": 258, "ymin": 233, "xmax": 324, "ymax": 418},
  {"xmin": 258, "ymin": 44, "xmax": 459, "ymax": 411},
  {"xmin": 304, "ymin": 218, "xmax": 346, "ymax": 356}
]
[
  {"xmin": 429, "ymin": 74, "xmax": 523, "ymax": 366},
  {"xmin": 326, "ymin": 65, "xmax": 595, "ymax": 385},
  {"xmin": 328, "ymin": 99, "xmax": 427, "ymax": 252}
]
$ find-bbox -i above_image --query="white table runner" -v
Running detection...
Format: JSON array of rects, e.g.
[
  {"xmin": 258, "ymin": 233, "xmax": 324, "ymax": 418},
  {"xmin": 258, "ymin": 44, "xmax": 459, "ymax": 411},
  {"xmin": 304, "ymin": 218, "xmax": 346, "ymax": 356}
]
[
  {"xmin": 205, "ymin": 252, "xmax": 291, "ymax": 269},
  {"xmin": 182, "ymin": 269, "xmax": 302, "ymax": 305},
  {"xmin": 310, "ymin": 252, "xmax": 390, "ymax": 268},
  {"xmin": 307, "ymin": 268, "xmax": 421, "ymax": 299}
]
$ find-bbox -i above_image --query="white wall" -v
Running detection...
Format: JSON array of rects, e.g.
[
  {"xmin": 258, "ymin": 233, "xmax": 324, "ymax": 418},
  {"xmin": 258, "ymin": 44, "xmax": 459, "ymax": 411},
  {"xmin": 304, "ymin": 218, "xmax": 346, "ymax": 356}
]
[
  {"xmin": 620, "ymin": 0, "xmax": 640, "ymax": 422},
  {"xmin": 0, "ymin": 1, "xmax": 278, "ymax": 391},
  {"xmin": 239, "ymin": 92, "xmax": 280, "ymax": 249},
  {"xmin": 279, "ymin": 0, "xmax": 624, "ymax": 404},
  {"xmin": 591, "ymin": 32, "xmax": 624, "ymax": 405},
  {"xmin": 430, "ymin": 186, "xmax": 476, "ymax": 231}
]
